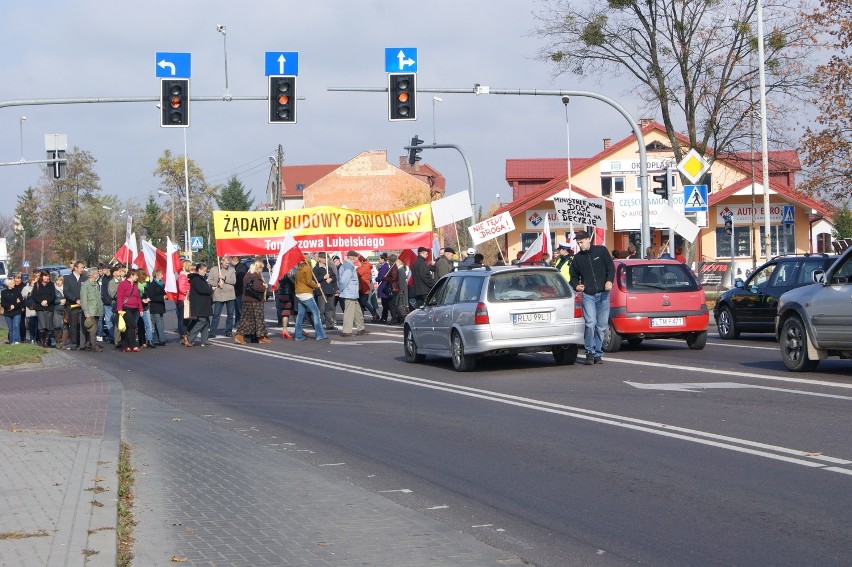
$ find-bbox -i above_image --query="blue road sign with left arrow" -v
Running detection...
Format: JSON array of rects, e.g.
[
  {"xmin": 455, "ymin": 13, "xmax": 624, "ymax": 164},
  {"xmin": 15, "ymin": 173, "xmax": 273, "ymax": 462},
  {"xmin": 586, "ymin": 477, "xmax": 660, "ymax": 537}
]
[
  {"xmin": 155, "ymin": 52, "xmax": 191, "ymax": 78},
  {"xmin": 265, "ymin": 52, "xmax": 299, "ymax": 76},
  {"xmin": 385, "ymin": 47, "xmax": 417, "ymax": 73}
]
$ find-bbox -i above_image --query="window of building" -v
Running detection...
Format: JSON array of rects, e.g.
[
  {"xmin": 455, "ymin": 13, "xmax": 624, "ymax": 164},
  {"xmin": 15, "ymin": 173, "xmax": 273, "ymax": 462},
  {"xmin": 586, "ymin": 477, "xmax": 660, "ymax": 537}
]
[
  {"xmin": 816, "ymin": 232, "xmax": 831, "ymax": 254},
  {"xmin": 601, "ymin": 177, "xmax": 612, "ymax": 198},
  {"xmin": 613, "ymin": 176, "xmax": 626, "ymax": 193},
  {"xmin": 715, "ymin": 227, "xmax": 751, "ymax": 258},
  {"xmin": 759, "ymin": 224, "xmax": 796, "ymax": 256}
]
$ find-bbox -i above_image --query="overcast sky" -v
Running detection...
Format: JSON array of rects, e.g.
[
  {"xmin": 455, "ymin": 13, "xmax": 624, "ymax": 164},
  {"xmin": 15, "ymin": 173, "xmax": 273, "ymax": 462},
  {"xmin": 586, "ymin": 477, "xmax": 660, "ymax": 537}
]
[{"xmin": 2, "ymin": 0, "xmax": 649, "ymax": 215}]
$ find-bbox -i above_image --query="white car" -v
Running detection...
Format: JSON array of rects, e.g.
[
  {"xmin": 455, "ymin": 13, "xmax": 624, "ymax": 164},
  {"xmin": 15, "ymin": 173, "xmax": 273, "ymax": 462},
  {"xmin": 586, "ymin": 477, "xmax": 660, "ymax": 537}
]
[
  {"xmin": 776, "ymin": 244, "xmax": 852, "ymax": 371},
  {"xmin": 403, "ymin": 266, "xmax": 585, "ymax": 371}
]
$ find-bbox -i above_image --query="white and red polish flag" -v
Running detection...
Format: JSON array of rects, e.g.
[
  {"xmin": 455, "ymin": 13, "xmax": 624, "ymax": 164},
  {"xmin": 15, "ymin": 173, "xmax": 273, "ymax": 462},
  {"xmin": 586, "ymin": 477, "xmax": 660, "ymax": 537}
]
[
  {"xmin": 164, "ymin": 237, "xmax": 179, "ymax": 294},
  {"xmin": 267, "ymin": 233, "xmax": 304, "ymax": 291},
  {"xmin": 519, "ymin": 212, "xmax": 552, "ymax": 264}
]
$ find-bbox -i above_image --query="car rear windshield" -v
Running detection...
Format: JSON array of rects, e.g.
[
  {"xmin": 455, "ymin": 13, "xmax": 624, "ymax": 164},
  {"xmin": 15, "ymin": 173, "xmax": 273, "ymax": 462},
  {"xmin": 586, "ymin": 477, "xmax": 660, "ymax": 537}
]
[
  {"xmin": 622, "ymin": 263, "xmax": 700, "ymax": 292},
  {"xmin": 488, "ymin": 269, "xmax": 572, "ymax": 302}
]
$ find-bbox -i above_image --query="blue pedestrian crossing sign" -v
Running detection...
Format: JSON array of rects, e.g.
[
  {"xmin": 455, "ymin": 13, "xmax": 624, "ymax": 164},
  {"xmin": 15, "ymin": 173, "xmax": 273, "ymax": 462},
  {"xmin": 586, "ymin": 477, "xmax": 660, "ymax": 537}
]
[
  {"xmin": 782, "ymin": 205, "xmax": 795, "ymax": 225},
  {"xmin": 190, "ymin": 236, "xmax": 203, "ymax": 250},
  {"xmin": 683, "ymin": 184, "xmax": 708, "ymax": 212}
]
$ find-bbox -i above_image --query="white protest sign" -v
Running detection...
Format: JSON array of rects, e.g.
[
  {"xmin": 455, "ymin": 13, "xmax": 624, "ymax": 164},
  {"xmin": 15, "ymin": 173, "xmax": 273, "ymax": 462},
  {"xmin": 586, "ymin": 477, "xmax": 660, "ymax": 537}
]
[
  {"xmin": 468, "ymin": 212, "xmax": 515, "ymax": 245},
  {"xmin": 657, "ymin": 205, "xmax": 701, "ymax": 242},
  {"xmin": 431, "ymin": 190, "xmax": 473, "ymax": 228},
  {"xmin": 552, "ymin": 196, "xmax": 606, "ymax": 228}
]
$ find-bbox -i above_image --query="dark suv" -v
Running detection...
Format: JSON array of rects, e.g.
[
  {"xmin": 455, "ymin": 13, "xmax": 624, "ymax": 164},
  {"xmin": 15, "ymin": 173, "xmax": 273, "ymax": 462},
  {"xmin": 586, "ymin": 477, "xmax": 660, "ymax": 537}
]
[{"xmin": 713, "ymin": 254, "xmax": 837, "ymax": 339}]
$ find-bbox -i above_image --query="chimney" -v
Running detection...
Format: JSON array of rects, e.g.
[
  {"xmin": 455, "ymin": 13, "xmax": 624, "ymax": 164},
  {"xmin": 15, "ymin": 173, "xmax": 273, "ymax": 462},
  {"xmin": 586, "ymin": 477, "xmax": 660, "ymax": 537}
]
[
  {"xmin": 603, "ymin": 138, "xmax": 611, "ymax": 150},
  {"xmin": 640, "ymin": 118, "xmax": 654, "ymax": 128}
]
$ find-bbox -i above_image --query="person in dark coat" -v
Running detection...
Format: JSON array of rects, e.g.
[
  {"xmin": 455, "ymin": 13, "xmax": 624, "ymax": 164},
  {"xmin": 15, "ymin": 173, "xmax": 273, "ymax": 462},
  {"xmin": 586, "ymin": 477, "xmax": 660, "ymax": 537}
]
[
  {"xmin": 411, "ymin": 247, "xmax": 434, "ymax": 308},
  {"xmin": 185, "ymin": 263, "xmax": 214, "ymax": 347},
  {"xmin": 1, "ymin": 273, "xmax": 25, "ymax": 344},
  {"xmin": 31, "ymin": 270, "xmax": 56, "ymax": 347},
  {"xmin": 147, "ymin": 269, "xmax": 168, "ymax": 345}
]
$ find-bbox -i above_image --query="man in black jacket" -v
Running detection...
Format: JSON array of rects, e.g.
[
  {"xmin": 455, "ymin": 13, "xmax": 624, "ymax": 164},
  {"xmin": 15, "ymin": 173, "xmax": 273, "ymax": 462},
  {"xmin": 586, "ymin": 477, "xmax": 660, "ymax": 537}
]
[
  {"xmin": 568, "ymin": 231, "xmax": 615, "ymax": 366},
  {"xmin": 64, "ymin": 261, "xmax": 85, "ymax": 350},
  {"xmin": 411, "ymin": 247, "xmax": 434, "ymax": 308}
]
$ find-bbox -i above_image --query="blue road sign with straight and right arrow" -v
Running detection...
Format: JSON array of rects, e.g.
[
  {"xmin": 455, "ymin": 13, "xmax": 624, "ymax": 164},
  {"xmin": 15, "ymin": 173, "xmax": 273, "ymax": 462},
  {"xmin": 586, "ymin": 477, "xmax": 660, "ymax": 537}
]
[
  {"xmin": 385, "ymin": 47, "xmax": 417, "ymax": 73},
  {"xmin": 155, "ymin": 52, "xmax": 191, "ymax": 78},
  {"xmin": 265, "ymin": 52, "xmax": 299, "ymax": 76}
]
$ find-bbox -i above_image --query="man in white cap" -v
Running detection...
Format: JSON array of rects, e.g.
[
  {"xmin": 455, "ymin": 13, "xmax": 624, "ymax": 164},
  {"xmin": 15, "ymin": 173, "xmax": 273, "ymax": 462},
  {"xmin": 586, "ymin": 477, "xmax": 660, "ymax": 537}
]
[
  {"xmin": 460, "ymin": 247, "xmax": 476, "ymax": 267},
  {"xmin": 554, "ymin": 242, "xmax": 573, "ymax": 281}
]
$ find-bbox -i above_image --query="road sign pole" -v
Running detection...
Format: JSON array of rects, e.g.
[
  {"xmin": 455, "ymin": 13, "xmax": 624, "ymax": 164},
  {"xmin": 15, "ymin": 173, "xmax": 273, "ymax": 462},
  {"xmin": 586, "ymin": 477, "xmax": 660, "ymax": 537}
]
[{"xmin": 730, "ymin": 216, "xmax": 736, "ymax": 287}]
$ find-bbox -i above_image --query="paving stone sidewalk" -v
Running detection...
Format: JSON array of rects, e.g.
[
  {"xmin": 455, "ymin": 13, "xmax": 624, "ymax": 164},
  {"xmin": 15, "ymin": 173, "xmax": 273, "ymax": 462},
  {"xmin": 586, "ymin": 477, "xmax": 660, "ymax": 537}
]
[
  {"xmin": 0, "ymin": 352, "xmax": 120, "ymax": 567},
  {"xmin": 124, "ymin": 389, "xmax": 523, "ymax": 566}
]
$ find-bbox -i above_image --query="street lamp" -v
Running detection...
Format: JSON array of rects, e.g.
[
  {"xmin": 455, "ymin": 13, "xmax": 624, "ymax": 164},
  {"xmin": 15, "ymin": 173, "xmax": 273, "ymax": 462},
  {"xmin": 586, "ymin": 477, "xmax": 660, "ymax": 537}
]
[
  {"xmin": 19, "ymin": 116, "xmax": 26, "ymax": 161},
  {"xmin": 101, "ymin": 206, "xmax": 127, "ymax": 253},
  {"xmin": 158, "ymin": 190, "xmax": 176, "ymax": 243},
  {"xmin": 217, "ymin": 25, "xmax": 231, "ymax": 101},
  {"xmin": 432, "ymin": 97, "xmax": 442, "ymax": 144}
]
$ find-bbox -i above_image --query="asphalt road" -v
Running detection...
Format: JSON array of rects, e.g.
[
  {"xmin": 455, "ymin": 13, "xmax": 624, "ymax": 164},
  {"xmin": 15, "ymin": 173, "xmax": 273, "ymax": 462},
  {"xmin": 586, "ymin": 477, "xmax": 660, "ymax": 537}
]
[{"xmin": 86, "ymin": 309, "xmax": 852, "ymax": 566}]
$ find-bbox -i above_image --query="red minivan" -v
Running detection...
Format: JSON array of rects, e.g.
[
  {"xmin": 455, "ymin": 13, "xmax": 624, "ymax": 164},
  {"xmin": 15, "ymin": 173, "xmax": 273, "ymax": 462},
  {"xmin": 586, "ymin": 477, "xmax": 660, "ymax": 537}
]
[{"xmin": 603, "ymin": 259, "xmax": 709, "ymax": 352}]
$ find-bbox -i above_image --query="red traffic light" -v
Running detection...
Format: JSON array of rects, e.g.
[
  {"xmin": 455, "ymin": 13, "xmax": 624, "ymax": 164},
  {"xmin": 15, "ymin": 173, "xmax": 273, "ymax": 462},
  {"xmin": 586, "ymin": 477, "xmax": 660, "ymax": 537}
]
[{"xmin": 160, "ymin": 79, "xmax": 189, "ymax": 128}]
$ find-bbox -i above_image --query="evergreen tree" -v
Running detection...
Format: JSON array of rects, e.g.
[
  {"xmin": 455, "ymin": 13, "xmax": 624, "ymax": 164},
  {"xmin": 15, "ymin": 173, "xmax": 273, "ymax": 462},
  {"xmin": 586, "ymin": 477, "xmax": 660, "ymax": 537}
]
[
  {"xmin": 216, "ymin": 175, "xmax": 255, "ymax": 211},
  {"xmin": 832, "ymin": 206, "xmax": 852, "ymax": 240},
  {"xmin": 142, "ymin": 195, "xmax": 165, "ymax": 245}
]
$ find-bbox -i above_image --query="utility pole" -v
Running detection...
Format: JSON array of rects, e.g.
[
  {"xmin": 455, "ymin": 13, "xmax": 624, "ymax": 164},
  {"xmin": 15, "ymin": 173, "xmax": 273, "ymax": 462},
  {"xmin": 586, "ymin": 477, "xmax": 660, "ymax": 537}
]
[{"xmin": 277, "ymin": 144, "xmax": 283, "ymax": 210}]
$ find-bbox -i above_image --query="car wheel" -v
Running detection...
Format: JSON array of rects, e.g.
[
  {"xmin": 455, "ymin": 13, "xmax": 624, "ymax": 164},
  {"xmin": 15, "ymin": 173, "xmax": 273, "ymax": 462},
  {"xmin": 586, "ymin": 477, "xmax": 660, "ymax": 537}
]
[
  {"xmin": 780, "ymin": 317, "xmax": 819, "ymax": 372},
  {"xmin": 451, "ymin": 331, "xmax": 476, "ymax": 372},
  {"xmin": 553, "ymin": 344, "xmax": 579, "ymax": 365},
  {"xmin": 602, "ymin": 323, "xmax": 622, "ymax": 353},
  {"xmin": 403, "ymin": 326, "xmax": 425, "ymax": 363},
  {"xmin": 686, "ymin": 330, "xmax": 707, "ymax": 350},
  {"xmin": 717, "ymin": 306, "xmax": 740, "ymax": 339},
  {"xmin": 627, "ymin": 337, "xmax": 644, "ymax": 347}
]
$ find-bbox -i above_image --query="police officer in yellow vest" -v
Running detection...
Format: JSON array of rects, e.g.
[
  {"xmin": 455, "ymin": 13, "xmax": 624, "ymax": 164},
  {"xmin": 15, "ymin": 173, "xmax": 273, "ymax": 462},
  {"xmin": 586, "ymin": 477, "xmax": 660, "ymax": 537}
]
[{"xmin": 554, "ymin": 242, "xmax": 573, "ymax": 281}]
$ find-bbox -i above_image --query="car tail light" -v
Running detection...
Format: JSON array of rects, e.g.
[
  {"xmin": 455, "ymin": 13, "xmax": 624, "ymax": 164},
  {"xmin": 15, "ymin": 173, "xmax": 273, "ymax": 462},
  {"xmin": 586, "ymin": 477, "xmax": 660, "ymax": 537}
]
[
  {"xmin": 574, "ymin": 303, "xmax": 583, "ymax": 319},
  {"xmin": 617, "ymin": 265, "xmax": 627, "ymax": 292},
  {"xmin": 474, "ymin": 302, "xmax": 489, "ymax": 325}
]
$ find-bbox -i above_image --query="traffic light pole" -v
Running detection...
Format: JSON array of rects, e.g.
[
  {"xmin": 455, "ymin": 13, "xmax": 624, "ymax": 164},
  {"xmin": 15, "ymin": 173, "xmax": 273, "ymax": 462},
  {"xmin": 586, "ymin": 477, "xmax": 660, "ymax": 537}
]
[
  {"xmin": 403, "ymin": 142, "xmax": 476, "ymax": 213},
  {"xmin": 331, "ymin": 86, "xmax": 651, "ymax": 256}
]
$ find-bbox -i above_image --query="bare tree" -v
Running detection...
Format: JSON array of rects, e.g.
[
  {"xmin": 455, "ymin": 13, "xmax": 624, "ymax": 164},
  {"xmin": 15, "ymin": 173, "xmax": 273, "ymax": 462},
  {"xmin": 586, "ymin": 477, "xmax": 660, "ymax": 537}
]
[
  {"xmin": 798, "ymin": 0, "xmax": 852, "ymax": 205},
  {"xmin": 533, "ymin": 0, "xmax": 812, "ymax": 159}
]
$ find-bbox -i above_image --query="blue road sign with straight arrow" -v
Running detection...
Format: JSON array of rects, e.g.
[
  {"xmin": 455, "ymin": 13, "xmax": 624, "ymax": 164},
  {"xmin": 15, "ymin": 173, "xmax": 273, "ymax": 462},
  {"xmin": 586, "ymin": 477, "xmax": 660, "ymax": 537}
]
[
  {"xmin": 155, "ymin": 52, "xmax": 191, "ymax": 78},
  {"xmin": 265, "ymin": 52, "xmax": 299, "ymax": 76}
]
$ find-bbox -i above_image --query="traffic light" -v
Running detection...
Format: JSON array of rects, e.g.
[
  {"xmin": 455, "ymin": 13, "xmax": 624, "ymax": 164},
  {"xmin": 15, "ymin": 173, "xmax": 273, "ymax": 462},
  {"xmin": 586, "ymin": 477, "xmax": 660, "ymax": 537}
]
[
  {"xmin": 269, "ymin": 76, "xmax": 297, "ymax": 123},
  {"xmin": 388, "ymin": 73, "xmax": 416, "ymax": 121},
  {"xmin": 160, "ymin": 79, "xmax": 189, "ymax": 127},
  {"xmin": 724, "ymin": 218, "xmax": 733, "ymax": 235},
  {"xmin": 407, "ymin": 135, "xmax": 424, "ymax": 166},
  {"xmin": 652, "ymin": 173, "xmax": 669, "ymax": 199}
]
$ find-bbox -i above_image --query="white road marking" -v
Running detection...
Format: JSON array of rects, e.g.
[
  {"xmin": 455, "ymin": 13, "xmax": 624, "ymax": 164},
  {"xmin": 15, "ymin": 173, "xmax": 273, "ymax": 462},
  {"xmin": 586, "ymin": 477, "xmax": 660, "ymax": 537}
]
[
  {"xmin": 424, "ymin": 505, "xmax": 449, "ymax": 510},
  {"xmin": 611, "ymin": 358, "xmax": 852, "ymax": 390},
  {"xmin": 215, "ymin": 342, "xmax": 852, "ymax": 476},
  {"xmin": 379, "ymin": 489, "xmax": 413, "ymax": 493},
  {"xmin": 625, "ymin": 381, "xmax": 852, "ymax": 400},
  {"xmin": 318, "ymin": 463, "xmax": 346, "ymax": 467}
]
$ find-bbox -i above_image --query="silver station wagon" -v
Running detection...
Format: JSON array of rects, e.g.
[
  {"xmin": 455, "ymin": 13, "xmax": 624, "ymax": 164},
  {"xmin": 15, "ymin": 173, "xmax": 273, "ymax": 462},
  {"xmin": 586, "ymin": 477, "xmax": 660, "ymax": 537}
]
[{"xmin": 403, "ymin": 266, "xmax": 585, "ymax": 371}]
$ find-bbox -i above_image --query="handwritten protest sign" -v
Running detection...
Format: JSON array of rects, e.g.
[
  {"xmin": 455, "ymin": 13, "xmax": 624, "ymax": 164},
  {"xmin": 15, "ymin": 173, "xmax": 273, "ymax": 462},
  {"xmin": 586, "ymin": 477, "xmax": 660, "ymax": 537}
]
[
  {"xmin": 468, "ymin": 212, "xmax": 515, "ymax": 245},
  {"xmin": 552, "ymin": 196, "xmax": 606, "ymax": 228}
]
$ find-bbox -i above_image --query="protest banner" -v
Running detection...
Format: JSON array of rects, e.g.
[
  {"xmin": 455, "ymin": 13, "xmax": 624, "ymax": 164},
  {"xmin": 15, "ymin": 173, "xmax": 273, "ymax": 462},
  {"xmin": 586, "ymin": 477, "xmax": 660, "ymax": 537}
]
[{"xmin": 213, "ymin": 204, "xmax": 432, "ymax": 256}]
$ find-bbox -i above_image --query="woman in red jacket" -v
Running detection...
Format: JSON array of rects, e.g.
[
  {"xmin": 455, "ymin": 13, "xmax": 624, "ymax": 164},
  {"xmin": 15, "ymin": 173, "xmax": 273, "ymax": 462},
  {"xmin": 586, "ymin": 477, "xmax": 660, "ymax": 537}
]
[
  {"xmin": 356, "ymin": 255, "xmax": 379, "ymax": 322},
  {"xmin": 116, "ymin": 269, "xmax": 143, "ymax": 352}
]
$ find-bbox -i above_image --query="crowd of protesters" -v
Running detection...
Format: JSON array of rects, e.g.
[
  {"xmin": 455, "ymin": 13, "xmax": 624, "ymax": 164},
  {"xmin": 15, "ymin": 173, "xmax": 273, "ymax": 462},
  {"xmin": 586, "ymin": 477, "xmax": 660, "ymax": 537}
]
[{"xmin": 2, "ymin": 244, "xmax": 617, "ymax": 349}]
